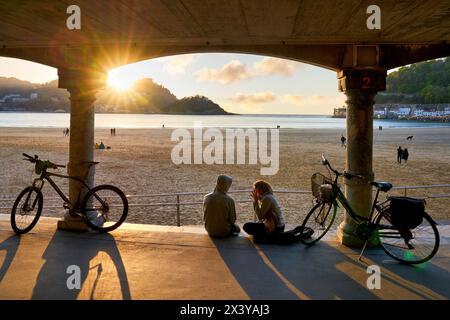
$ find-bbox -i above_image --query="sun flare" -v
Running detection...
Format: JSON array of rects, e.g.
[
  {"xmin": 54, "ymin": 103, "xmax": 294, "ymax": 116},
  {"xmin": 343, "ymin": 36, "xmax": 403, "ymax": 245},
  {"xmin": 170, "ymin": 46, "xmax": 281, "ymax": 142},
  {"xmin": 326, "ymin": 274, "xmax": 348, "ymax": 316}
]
[{"xmin": 107, "ymin": 73, "xmax": 135, "ymax": 92}]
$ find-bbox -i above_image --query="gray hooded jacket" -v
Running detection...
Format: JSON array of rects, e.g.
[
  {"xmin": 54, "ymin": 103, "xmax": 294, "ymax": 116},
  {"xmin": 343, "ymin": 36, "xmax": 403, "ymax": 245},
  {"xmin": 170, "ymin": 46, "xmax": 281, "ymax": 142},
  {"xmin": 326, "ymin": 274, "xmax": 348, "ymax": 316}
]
[{"xmin": 203, "ymin": 175, "xmax": 237, "ymax": 237}]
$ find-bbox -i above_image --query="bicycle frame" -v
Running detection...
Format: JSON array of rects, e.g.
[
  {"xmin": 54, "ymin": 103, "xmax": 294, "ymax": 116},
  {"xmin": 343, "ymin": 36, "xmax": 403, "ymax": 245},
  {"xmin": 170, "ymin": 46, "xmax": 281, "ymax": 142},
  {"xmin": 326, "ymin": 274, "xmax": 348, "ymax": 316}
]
[
  {"xmin": 31, "ymin": 170, "xmax": 91, "ymax": 211},
  {"xmin": 330, "ymin": 174, "xmax": 388, "ymax": 225}
]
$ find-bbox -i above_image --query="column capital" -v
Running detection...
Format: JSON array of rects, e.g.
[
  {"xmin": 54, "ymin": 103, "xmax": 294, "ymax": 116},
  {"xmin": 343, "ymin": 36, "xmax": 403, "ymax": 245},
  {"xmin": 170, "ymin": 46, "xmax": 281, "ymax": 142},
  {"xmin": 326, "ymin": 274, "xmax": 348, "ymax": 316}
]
[
  {"xmin": 338, "ymin": 68, "xmax": 387, "ymax": 93},
  {"xmin": 58, "ymin": 68, "xmax": 107, "ymax": 96}
]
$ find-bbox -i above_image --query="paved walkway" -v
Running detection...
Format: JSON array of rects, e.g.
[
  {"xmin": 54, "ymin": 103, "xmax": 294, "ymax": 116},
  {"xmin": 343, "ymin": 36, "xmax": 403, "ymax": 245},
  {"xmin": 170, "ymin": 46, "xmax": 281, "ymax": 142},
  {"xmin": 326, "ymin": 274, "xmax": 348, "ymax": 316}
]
[{"xmin": 0, "ymin": 214, "xmax": 448, "ymax": 300}]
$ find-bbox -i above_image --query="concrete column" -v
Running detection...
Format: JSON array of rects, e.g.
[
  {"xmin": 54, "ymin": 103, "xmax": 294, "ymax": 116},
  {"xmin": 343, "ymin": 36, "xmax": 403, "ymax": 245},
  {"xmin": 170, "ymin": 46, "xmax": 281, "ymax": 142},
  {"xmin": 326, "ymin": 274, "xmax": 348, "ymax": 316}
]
[
  {"xmin": 337, "ymin": 69, "xmax": 386, "ymax": 247},
  {"xmin": 56, "ymin": 68, "xmax": 106, "ymax": 231}
]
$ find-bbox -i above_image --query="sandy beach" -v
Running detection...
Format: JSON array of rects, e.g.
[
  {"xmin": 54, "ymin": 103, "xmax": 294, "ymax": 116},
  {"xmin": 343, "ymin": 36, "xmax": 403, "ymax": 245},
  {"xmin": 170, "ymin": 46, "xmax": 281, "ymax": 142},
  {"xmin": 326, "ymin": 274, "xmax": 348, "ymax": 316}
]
[{"xmin": 1, "ymin": 126, "xmax": 449, "ymax": 226}]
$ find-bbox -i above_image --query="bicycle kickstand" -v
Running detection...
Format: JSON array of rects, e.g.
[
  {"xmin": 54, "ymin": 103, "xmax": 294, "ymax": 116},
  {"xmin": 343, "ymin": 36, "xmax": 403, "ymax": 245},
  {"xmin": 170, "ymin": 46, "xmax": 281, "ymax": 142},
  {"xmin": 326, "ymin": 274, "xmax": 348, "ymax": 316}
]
[{"xmin": 358, "ymin": 240, "xmax": 369, "ymax": 263}]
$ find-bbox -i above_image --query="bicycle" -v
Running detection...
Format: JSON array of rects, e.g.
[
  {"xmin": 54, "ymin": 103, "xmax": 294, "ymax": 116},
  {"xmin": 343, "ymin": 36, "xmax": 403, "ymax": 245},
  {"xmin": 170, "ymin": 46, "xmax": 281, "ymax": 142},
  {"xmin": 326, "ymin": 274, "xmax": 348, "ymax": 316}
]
[
  {"xmin": 300, "ymin": 154, "xmax": 440, "ymax": 264},
  {"xmin": 11, "ymin": 153, "xmax": 128, "ymax": 234}
]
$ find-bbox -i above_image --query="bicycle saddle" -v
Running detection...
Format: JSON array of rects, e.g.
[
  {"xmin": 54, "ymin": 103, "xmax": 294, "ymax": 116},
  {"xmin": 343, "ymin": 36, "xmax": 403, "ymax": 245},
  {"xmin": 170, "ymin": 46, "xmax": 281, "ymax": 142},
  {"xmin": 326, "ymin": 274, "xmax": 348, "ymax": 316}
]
[{"xmin": 370, "ymin": 181, "xmax": 393, "ymax": 192}]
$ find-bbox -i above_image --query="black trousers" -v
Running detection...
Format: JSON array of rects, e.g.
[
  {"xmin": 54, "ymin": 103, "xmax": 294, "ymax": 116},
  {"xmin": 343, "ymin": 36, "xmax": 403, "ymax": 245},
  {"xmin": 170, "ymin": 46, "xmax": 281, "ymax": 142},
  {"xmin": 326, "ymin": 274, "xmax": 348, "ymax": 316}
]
[{"xmin": 243, "ymin": 222, "xmax": 285, "ymax": 242}]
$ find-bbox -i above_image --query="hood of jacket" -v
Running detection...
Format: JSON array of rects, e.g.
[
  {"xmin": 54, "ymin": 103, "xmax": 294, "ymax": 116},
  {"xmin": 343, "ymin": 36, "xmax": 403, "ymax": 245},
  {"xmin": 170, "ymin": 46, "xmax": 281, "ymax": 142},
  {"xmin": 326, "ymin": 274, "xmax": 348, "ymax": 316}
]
[{"xmin": 215, "ymin": 175, "xmax": 233, "ymax": 194}]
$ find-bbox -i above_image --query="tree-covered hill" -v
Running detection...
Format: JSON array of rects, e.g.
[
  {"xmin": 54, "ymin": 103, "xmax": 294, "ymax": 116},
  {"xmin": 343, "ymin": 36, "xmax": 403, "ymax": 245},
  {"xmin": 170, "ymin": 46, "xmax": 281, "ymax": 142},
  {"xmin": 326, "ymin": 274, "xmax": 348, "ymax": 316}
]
[{"xmin": 376, "ymin": 57, "xmax": 450, "ymax": 104}]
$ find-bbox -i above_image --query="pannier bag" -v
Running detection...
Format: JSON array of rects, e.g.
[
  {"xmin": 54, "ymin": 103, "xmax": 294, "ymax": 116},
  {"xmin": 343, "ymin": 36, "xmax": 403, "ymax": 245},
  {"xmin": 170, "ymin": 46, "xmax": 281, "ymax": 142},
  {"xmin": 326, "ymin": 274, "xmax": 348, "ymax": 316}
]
[{"xmin": 389, "ymin": 196, "xmax": 425, "ymax": 229}]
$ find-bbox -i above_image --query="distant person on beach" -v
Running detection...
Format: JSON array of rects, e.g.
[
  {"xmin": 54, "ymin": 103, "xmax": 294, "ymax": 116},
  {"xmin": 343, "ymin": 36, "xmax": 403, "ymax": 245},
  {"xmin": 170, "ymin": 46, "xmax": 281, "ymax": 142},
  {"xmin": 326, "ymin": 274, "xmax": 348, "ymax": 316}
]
[
  {"xmin": 341, "ymin": 135, "xmax": 346, "ymax": 148},
  {"xmin": 203, "ymin": 175, "xmax": 240, "ymax": 238},
  {"xmin": 243, "ymin": 180, "xmax": 286, "ymax": 243},
  {"xmin": 402, "ymin": 148, "xmax": 409, "ymax": 163},
  {"xmin": 99, "ymin": 141, "xmax": 105, "ymax": 150},
  {"xmin": 162, "ymin": 124, "xmax": 165, "ymax": 128},
  {"xmin": 95, "ymin": 142, "xmax": 99, "ymax": 149},
  {"xmin": 379, "ymin": 126, "xmax": 383, "ymax": 131},
  {"xmin": 397, "ymin": 146, "xmax": 403, "ymax": 163}
]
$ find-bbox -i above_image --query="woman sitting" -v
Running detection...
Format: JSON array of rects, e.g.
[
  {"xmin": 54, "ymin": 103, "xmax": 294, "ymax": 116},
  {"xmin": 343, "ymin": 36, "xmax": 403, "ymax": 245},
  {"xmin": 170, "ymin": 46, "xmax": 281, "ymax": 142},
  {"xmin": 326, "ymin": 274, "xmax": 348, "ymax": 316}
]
[{"xmin": 243, "ymin": 180, "xmax": 286, "ymax": 243}]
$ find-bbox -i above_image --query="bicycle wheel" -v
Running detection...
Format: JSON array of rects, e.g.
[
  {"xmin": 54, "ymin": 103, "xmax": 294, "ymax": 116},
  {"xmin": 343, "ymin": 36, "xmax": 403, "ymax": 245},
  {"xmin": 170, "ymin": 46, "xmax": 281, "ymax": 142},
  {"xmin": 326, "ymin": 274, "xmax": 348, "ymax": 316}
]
[
  {"xmin": 81, "ymin": 185, "xmax": 128, "ymax": 233},
  {"xmin": 376, "ymin": 212, "xmax": 440, "ymax": 264},
  {"xmin": 11, "ymin": 186, "xmax": 43, "ymax": 234},
  {"xmin": 300, "ymin": 200, "xmax": 337, "ymax": 245}
]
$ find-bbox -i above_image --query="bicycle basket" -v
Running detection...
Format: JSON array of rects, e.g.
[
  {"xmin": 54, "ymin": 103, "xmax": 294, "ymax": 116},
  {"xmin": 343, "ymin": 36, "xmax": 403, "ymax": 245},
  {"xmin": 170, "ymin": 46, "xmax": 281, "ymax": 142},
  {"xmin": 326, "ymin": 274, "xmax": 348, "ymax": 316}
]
[
  {"xmin": 389, "ymin": 196, "xmax": 425, "ymax": 229},
  {"xmin": 311, "ymin": 172, "xmax": 333, "ymax": 200}
]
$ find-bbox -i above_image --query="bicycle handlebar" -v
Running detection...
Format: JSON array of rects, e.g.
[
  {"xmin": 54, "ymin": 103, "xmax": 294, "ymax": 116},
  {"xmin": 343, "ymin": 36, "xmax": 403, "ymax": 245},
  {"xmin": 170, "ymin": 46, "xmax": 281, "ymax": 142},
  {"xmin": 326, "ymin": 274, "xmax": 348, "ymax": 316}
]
[
  {"xmin": 321, "ymin": 154, "xmax": 365, "ymax": 180},
  {"xmin": 22, "ymin": 153, "xmax": 66, "ymax": 169}
]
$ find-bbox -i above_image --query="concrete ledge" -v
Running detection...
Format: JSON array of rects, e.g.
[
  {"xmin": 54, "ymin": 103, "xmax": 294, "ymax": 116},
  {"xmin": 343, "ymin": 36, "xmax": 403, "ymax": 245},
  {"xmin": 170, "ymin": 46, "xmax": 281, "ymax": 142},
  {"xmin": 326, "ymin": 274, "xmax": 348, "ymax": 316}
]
[{"xmin": 0, "ymin": 214, "xmax": 449, "ymax": 300}]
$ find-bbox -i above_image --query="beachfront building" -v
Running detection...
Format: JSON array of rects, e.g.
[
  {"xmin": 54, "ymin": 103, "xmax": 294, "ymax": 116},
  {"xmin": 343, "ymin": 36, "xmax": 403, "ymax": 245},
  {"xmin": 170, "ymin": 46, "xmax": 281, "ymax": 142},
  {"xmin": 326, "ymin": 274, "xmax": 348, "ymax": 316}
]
[{"xmin": 1, "ymin": 1, "xmax": 449, "ymax": 246}]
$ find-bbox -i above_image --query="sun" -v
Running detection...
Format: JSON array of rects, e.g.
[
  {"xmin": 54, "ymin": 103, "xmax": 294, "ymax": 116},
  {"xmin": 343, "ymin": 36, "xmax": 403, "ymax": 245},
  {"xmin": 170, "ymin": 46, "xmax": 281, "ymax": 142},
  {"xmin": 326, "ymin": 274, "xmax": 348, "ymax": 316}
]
[{"xmin": 107, "ymin": 73, "xmax": 135, "ymax": 92}]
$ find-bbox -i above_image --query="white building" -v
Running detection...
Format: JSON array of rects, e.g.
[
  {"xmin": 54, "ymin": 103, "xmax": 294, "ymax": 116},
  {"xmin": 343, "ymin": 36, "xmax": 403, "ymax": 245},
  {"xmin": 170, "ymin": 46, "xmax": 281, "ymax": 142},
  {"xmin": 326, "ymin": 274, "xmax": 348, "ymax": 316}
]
[{"xmin": 397, "ymin": 107, "xmax": 411, "ymax": 116}]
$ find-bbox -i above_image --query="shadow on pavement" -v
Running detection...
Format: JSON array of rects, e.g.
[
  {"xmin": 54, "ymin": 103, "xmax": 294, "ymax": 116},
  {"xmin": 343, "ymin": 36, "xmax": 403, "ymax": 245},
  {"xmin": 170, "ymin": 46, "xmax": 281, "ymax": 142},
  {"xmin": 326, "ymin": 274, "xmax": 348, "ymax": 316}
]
[
  {"xmin": 359, "ymin": 246, "xmax": 450, "ymax": 299},
  {"xmin": 0, "ymin": 235, "xmax": 20, "ymax": 283},
  {"xmin": 32, "ymin": 230, "xmax": 131, "ymax": 300},
  {"xmin": 212, "ymin": 237, "xmax": 299, "ymax": 299},
  {"xmin": 257, "ymin": 241, "xmax": 379, "ymax": 300}
]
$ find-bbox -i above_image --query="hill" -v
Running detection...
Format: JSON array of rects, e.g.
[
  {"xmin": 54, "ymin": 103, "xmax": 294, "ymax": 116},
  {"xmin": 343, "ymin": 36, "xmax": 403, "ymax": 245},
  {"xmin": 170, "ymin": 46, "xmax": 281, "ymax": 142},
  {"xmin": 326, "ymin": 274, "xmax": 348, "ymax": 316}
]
[
  {"xmin": 0, "ymin": 77, "xmax": 230, "ymax": 115},
  {"xmin": 376, "ymin": 57, "xmax": 450, "ymax": 104}
]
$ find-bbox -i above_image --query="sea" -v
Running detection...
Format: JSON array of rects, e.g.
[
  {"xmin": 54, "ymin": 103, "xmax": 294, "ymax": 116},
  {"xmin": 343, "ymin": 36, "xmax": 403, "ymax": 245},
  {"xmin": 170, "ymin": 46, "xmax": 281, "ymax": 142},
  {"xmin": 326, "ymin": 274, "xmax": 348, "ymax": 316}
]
[{"xmin": 1, "ymin": 112, "xmax": 450, "ymax": 129}]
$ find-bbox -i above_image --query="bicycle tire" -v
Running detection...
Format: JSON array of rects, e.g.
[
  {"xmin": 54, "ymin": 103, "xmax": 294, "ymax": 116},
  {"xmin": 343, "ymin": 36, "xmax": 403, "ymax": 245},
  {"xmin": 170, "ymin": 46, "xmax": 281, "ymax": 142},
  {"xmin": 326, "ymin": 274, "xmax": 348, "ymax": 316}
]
[
  {"xmin": 376, "ymin": 212, "xmax": 440, "ymax": 264},
  {"xmin": 300, "ymin": 200, "xmax": 337, "ymax": 245},
  {"xmin": 11, "ymin": 186, "xmax": 43, "ymax": 234},
  {"xmin": 81, "ymin": 184, "xmax": 128, "ymax": 233}
]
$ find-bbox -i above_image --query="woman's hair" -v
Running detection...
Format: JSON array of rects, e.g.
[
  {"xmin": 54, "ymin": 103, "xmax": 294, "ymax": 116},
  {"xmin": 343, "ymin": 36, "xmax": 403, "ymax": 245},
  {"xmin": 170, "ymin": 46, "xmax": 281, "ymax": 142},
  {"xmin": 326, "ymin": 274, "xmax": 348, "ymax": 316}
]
[{"xmin": 253, "ymin": 180, "xmax": 273, "ymax": 194}]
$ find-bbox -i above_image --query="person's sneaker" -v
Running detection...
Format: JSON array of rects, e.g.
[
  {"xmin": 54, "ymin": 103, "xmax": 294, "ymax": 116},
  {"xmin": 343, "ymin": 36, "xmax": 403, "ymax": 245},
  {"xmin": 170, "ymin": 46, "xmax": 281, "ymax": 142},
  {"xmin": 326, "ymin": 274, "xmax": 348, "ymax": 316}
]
[{"xmin": 301, "ymin": 227, "xmax": 314, "ymax": 239}]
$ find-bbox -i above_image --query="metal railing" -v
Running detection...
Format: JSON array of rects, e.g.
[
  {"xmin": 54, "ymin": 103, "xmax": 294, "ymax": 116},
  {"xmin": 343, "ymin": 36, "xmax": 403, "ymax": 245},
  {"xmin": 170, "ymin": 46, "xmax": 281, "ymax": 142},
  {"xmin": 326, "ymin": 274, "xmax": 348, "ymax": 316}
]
[{"xmin": 1, "ymin": 184, "xmax": 449, "ymax": 226}]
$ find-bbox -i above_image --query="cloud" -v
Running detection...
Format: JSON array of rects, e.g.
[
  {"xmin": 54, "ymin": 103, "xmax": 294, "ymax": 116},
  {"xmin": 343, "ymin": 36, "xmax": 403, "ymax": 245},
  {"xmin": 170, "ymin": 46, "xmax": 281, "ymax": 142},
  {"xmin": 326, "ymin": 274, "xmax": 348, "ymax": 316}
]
[
  {"xmin": 231, "ymin": 92, "xmax": 277, "ymax": 104},
  {"xmin": 284, "ymin": 95, "xmax": 344, "ymax": 106},
  {"xmin": 195, "ymin": 60, "xmax": 251, "ymax": 84},
  {"xmin": 283, "ymin": 95, "xmax": 303, "ymax": 106},
  {"xmin": 161, "ymin": 55, "xmax": 194, "ymax": 74},
  {"xmin": 254, "ymin": 57, "xmax": 299, "ymax": 77}
]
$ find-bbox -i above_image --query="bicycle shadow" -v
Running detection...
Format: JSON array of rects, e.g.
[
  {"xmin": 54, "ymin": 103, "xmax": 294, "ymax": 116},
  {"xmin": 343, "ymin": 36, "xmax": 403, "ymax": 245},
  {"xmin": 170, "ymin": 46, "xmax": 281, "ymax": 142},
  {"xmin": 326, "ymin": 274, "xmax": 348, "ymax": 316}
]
[
  {"xmin": 0, "ymin": 235, "xmax": 21, "ymax": 283},
  {"xmin": 31, "ymin": 231, "xmax": 131, "ymax": 300},
  {"xmin": 356, "ymin": 246, "xmax": 450, "ymax": 299},
  {"xmin": 253, "ymin": 241, "xmax": 380, "ymax": 299}
]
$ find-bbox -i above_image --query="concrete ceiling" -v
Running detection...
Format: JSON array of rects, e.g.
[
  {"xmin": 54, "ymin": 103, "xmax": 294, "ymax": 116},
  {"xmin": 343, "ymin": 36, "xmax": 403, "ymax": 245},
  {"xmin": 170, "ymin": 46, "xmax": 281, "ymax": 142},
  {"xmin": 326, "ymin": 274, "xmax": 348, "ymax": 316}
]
[{"xmin": 0, "ymin": 0, "xmax": 449, "ymax": 70}]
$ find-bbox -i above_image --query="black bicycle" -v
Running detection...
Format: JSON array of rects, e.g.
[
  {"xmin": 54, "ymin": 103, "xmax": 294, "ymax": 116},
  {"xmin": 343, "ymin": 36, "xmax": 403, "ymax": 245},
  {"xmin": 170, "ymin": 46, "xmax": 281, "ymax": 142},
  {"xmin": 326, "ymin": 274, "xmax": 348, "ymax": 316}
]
[
  {"xmin": 300, "ymin": 154, "xmax": 440, "ymax": 264},
  {"xmin": 11, "ymin": 153, "xmax": 128, "ymax": 234}
]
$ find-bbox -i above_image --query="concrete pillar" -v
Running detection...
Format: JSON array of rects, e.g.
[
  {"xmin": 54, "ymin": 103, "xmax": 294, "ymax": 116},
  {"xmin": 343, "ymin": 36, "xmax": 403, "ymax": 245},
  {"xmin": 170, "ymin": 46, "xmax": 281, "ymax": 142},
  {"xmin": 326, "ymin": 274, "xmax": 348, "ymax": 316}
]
[
  {"xmin": 56, "ymin": 68, "xmax": 106, "ymax": 231},
  {"xmin": 337, "ymin": 69, "xmax": 386, "ymax": 247}
]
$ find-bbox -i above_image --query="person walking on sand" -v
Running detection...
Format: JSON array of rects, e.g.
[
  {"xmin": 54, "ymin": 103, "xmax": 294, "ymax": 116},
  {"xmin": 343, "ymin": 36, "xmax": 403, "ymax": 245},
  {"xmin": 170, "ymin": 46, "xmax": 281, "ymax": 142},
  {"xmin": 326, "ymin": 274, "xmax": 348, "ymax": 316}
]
[
  {"xmin": 341, "ymin": 135, "xmax": 346, "ymax": 148},
  {"xmin": 402, "ymin": 148, "xmax": 409, "ymax": 163},
  {"xmin": 243, "ymin": 180, "xmax": 286, "ymax": 243},
  {"xmin": 203, "ymin": 175, "xmax": 240, "ymax": 238},
  {"xmin": 397, "ymin": 146, "xmax": 403, "ymax": 163}
]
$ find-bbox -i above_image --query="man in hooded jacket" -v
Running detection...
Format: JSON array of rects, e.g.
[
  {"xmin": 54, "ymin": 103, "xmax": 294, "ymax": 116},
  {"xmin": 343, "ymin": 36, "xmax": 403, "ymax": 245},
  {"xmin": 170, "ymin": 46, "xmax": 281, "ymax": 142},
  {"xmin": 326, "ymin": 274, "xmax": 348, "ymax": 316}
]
[{"xmin": 203, "ymin": 175, "xmax": 240, "ymax": 237}]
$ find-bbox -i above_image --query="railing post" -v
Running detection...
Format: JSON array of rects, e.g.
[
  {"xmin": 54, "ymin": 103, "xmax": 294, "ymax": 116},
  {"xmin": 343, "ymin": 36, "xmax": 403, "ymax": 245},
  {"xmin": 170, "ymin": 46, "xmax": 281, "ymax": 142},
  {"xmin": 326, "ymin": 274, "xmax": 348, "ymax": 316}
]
[{"xmin": 176, "ymin": 194, "xmax": 181, "ymax": 227}]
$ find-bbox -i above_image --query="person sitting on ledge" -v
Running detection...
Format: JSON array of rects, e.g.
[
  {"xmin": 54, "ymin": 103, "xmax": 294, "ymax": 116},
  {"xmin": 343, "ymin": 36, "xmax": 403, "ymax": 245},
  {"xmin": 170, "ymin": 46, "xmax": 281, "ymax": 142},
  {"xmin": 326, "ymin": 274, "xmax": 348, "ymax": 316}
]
[
  {"xmin": 243, "ymin": 180, "xmax": 286, "ymax": 243},
  {"xmin": 203, "ymin": 175, "xmax": 240, "ymax": 237}
]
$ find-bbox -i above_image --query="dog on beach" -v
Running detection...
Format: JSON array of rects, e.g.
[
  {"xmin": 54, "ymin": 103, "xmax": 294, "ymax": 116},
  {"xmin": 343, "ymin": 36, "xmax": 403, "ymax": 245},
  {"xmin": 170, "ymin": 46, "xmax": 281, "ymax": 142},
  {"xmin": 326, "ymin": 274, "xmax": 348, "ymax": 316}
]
[{"xmin": 406, "ymin": 136, "xmax": 414, "ymax": 140}]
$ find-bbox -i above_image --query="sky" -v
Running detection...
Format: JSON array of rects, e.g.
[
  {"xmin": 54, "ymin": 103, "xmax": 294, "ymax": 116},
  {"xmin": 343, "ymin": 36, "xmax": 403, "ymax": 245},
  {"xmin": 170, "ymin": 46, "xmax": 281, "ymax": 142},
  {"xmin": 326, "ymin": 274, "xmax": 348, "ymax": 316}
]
[{"xmin": 0, "ymin": 53, "xmax": 347, "ymax": 115}]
